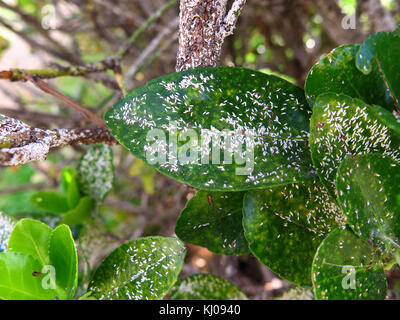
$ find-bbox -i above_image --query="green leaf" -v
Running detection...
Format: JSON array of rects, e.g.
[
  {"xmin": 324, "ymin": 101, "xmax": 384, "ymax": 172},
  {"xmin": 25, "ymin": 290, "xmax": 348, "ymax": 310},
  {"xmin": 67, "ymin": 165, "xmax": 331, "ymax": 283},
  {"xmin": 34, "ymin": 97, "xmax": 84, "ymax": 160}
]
[
  {"xmin": 78, "ymin": 145, "xmax": 114, "ymax": 203},
  {"xmin": 312, "ymin": 228, "xmax": 387, "ymax": 300},
  {"xmin": 175, "ymin": 191, "xmax": 249, "ymax": 256},
  {"xmin": 60, "ymin": 167, "xmax": 80, "ymax": 209},
  {"xmin": 88, "ymin": 237, "xmax": 186, "ymax": 300},
  {"xmin": 337, "ymin": 153, "xmax": 400, "ymax": 252},
  {"xmin": 356, "ymin": 30, "xmax": 400, "ymax": 109},
  {"xmin": 305, "ymin": 45, "xmax": 396, "ymax": 112},
  {"xmin": 309, "ymin": 93, "xmax": 400, "ymax": 195},
  {"xmin": 4, "ymin": 219, "xmax": 78, "ymax": 300},
  {"xmin": 243, "ymin": 179, "xmax": 343, "ymax": 286},
  {"xmin": 7, "ymin": 219, "xmax": 52, "ymax": 266},
  {"xmin": 49, "ymin": 225, "xmax": 78, "ymax": 300},
  {"xmin": 60, "ymin": 196, "xmax": 94, "ymax": 226},
  {"xmin": 0, "ymin": 252, "xmax": 55, "ymax": 300},
  {"xmin": 106, "ymin": 66, "xmax": 314, "ymax": 191},
  {"xmin": 170, "ymin": 274, "xmax": 248, "ymax": 300},
  {"xmin": 30, "ymin": 192, "xmax": 70, "ymax": 214}
]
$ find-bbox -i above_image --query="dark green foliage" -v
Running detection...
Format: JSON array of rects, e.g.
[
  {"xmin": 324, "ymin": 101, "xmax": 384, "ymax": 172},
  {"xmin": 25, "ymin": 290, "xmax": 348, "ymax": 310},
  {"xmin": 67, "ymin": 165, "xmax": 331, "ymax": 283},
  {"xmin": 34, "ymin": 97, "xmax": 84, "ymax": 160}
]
[
  {"xmin": 170, "ymin": 274, "xmax": 248, "ymax": 300},
  {"xmin": 175, "ymin": 191, "xmax": 249, "ymax": 255},
  {"xmin": 243, "ymin": 179, "xmax": 342, "ymax": 286}
]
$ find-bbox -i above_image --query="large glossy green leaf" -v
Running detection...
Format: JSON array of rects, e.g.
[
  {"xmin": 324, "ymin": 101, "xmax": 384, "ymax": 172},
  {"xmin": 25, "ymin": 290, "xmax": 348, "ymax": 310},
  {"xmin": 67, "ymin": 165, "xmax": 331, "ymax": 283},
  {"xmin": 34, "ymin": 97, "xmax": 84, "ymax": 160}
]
[
  {"xmin": 0, "ymin": 252, "xmax": 56, "ymax": 300},
  {"xmin": 356, "ymin": 29, "xmax": 400, "ymax": 109},
  {"xmin": 169, "ymin": 274, "xmax": 248, "ymax": 300},
  {"xmin": 305, "ymin": 45, "xmax": 396, "ymax": 112},
  {"xmin": 106, "ymin": 66, "xmax": 314, "ymax": 191},
  {"xmin": 88, "ymin": 237, "xmax": 186, "ymax": 300},
  {"xmin": 49, "ymin": 225, "xmax": 78, "ymax": 300},
  {"xmin": 175, "ymin": 191, "xmax": 249, "ymax": 256},
  {"xmin": 78, "ymin": 145, "xmax": 114, "ymax": 203},
  {"xmin": 243, "ymin": 179, "xmax": 343, "ymax": 286},
  {"xmin": 4, "ymin": 219, "xmax": 78, "ymax": 300},
  {"xmin": 337, "ymin": 154, "xmax": 400, "ymax": 252},
  {"xmin": 309, "ymin": 93, "xmax": 400, "ymax": 195},
  {"xmin": 7, "ymin": 219, "xmax": 52, "ymax": 266},
  {"xmin": 312, "ymin": 228, "xmax": 387, "ymax": 300}
]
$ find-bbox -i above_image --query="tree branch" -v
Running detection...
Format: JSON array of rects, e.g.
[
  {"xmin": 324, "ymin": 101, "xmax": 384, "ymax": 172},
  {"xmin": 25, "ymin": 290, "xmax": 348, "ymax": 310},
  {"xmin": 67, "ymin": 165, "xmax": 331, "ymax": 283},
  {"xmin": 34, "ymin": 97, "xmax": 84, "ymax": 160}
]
[
  {"xmin": 176, "ymin": 0, "xmax": 246, "ymax": 71},
  {"xmin": 221, "ymin": 0, "xmax": 246, "ymax": 38},
  {"xmin": 0, "ymin": 115, "xmax": 117, "ymax": 167}
]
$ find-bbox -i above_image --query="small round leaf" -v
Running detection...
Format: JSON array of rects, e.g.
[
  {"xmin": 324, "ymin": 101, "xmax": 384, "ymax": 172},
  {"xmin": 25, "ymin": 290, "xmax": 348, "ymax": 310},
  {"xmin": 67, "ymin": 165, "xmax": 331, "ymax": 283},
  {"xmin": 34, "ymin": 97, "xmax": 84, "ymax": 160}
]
[
  {"xmin": 312, "ymin": 228, "xmax": 387, "ymax": 300},
  {"xmin": 337, "ymin": 153, "xmax": 400, "ymax": 252},
  {"xmin": 88, "ymin": 237, "xmax": 186, "ymax": 300},
  {"xmin": 310, "ymin": 93, "xmax": 400, "ymax": 195}
]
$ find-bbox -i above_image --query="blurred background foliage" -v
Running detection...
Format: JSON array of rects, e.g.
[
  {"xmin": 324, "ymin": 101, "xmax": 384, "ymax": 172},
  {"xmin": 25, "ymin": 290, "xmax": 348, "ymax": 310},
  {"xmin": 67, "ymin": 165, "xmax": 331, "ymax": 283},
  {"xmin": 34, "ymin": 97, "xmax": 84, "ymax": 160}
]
[{"xmin": 1, "ymin": 0, "xmax": 400, "ymax": 299}]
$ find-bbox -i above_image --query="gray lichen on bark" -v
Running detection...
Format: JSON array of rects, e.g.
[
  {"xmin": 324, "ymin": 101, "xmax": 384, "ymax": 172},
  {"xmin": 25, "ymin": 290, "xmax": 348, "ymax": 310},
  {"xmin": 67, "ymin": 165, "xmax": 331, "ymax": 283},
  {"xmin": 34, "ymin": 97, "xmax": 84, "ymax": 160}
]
[
  {"xmin": 0, "ymin": 115, "xmax": 116, "ymax": 166},
  {"xmin": 176, "ymin": 0, "xmax": 246, "ymax": 71}
]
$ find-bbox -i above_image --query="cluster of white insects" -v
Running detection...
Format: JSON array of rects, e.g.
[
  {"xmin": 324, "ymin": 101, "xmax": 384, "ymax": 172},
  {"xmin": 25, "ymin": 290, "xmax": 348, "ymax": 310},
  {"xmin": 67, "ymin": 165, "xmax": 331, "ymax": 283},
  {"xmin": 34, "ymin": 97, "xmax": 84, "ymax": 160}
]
[
  {"xmin": 107, "ymin": 67, "xmax": 314, "ymax": 189},
  {"xmin": 90, "ymin": 238, "xmax": 184, "ymax": 300}
]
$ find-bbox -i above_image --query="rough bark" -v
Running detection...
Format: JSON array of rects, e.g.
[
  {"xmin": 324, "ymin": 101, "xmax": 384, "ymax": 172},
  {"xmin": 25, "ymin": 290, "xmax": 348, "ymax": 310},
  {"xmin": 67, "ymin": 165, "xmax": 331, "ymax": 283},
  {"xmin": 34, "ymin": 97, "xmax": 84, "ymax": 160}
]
[
  {"xmin": 176, "ymin": 0, "xmax": 246, "ymax": 71},
  {"xmin": 0, "ymin": 116, "xmax": 117, "ymax": 167}
]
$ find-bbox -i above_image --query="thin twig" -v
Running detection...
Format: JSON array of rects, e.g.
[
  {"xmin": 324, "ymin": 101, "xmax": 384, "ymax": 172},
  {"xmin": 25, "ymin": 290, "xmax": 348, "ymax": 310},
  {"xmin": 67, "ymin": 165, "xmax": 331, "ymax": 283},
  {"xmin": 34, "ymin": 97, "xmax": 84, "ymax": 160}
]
[
  {"xmin": 0, "ymin": 1, "xmax": 78, "ymax": 57},
  {"xmin": 0, "ymin": 182, "xmax": 53, "ymax": 195},
  {"xmin": 0, "ymin": 59, "xmax": 118, "ymax": 82},
  {"xmin": 126, "ymin": 17, "xmax": 179, "ymax": 79},
  {"xmin": 0, "ymin": 108, "xmax": 82, "ymax": 128},
  {"xmin": 222, "ymin": 0, "xmax": 247, "ymax": 38},
  {"xmin": 22, "ymin": 72, "xmax": 106, "ymax": 127},
  {"xmin": 0, "ymin": 18, "xmax": 81, "ymax": 65},
  {"xmin": 115, "ymin": 0, "xmax": 177, "ymax": 59}
]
